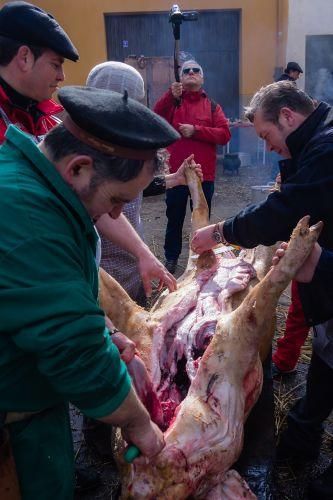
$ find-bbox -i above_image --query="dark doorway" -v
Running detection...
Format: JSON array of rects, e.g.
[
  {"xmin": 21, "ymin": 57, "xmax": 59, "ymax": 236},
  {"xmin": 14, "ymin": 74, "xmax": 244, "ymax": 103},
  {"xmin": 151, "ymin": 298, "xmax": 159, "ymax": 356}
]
[
  {"xmin": 104, "ymin": 10, "xmax": 240, "ymax": 118},
  {"xmin": 305, "ymin": 35, "xmax": 333, "ymax": 105}
]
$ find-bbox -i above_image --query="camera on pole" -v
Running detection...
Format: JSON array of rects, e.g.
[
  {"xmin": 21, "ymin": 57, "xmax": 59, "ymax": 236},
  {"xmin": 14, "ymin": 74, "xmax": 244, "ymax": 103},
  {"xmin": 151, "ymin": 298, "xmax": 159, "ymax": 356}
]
[{"xmin": 169, "ymin": 4, "xmax": 198, "ymax": 83}]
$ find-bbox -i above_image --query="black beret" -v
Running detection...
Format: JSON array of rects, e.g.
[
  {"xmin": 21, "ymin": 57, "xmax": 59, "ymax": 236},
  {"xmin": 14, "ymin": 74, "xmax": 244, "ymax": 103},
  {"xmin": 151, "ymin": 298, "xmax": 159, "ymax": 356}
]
[
  {"xmin": 0, "ymin": 1, "xmax": 79, "ymax": 62},
  {"xmin": 286, "ymin": 62, "xmax": 303, "ymax": 73},
  {"xmin": 58, "ymin": 86, "xmax": 180, "ymax": 160}
]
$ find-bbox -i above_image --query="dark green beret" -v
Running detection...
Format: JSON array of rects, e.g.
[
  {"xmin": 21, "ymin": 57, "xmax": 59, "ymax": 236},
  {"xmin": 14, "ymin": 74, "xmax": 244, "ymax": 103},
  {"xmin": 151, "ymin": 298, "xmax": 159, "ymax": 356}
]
[
  {"xmin": 0, "ymin": 1, "xmax": 79, "ymax": 62},
  {"xmin": 58, "ymin": 86, "xmax": 180, "ymax": 160}
]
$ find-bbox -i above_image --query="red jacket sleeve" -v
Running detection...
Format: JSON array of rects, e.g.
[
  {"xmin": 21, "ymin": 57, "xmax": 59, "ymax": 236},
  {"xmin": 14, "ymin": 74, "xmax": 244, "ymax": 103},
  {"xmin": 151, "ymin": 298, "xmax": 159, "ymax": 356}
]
[
  {"xmin": 153, "ymin": 89, "xmax": 176, "ymax": 124},
  {"xmin": 194, "ymin": 104, "xmax": 231, "ymax": 146}
]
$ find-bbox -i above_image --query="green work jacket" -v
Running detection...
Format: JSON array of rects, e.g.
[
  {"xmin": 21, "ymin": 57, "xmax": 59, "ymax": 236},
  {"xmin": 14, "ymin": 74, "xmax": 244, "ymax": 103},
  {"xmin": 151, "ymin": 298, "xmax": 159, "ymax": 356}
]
[{"xmin": 0, "ymin": 126, "xmax": 131, "ymax": 418}]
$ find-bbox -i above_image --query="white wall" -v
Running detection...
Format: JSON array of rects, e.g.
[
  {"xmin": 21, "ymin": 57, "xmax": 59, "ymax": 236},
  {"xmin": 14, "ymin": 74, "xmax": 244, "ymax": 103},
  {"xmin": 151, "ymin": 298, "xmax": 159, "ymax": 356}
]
[{"xmin": 287, "ymin": 0, "xmax": 333, "ymax": 90}]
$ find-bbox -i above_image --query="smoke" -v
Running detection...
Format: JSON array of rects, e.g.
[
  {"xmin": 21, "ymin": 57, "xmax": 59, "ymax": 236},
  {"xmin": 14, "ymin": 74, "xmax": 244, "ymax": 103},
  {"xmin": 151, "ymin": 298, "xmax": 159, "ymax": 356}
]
[
  {"xmin": 179, "ymin": 51, "xmax": 196, "ymax": 65},
  {"xmin": 313, "ymin": 68, "xmax": 333, "ymax": 104},
  {"xmin": 305, "ymin": 35, "xmax": 333, "ymax": 104}
]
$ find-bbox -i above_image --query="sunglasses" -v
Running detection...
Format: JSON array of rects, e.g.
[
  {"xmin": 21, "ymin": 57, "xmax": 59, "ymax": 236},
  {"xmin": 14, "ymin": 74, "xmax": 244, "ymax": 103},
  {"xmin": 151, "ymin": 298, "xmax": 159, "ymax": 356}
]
[{"xmin": 182, "ymin": 67, "xmax": 201, "ymax": 75}]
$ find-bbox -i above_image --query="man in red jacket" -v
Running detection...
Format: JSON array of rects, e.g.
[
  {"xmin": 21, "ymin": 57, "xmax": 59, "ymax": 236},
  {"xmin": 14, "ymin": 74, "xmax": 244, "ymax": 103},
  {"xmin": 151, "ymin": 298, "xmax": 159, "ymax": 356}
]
[
  {"xmin": 154, "ymin": 59, "xmax": 231, "ymax": 274},
  {"xmin": 0, "ymin": 1, "xmax": 79, "ymax": 144}
]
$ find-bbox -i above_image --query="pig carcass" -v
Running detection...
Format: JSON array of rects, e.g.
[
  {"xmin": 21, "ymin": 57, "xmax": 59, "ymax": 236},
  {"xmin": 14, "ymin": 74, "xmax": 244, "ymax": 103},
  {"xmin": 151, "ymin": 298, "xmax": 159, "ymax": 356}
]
[{"xmin": 99, "ymin": 169, "xmax": 322, "ymax": 499}]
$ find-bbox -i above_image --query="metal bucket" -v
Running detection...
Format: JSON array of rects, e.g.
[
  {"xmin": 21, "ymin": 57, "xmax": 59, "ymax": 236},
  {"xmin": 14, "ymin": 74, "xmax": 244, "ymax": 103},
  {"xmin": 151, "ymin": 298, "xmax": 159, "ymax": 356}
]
[{"xmin": 251, "ymin": 182, "xmax": 275, "ymax": 203}]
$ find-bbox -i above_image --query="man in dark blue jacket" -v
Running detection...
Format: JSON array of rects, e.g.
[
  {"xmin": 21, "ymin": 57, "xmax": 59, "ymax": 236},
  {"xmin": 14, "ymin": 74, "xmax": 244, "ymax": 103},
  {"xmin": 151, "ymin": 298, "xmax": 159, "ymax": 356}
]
[
  {"xmin": 192, "ymin": 81, "xmax": 333, "ymax": 325},
  {"xmin": 191, "ymin": 81, "xmax": 333, "ymax": 499}
]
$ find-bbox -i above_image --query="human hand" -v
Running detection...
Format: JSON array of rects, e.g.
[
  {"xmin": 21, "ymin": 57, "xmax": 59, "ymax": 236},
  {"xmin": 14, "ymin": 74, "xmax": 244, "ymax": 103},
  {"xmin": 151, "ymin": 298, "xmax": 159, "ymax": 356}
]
[
  {"xmin": 179, "ymin": 123, "xmax": 195, "ymax": 138},
  {"xmin": 137, "ymin": 248, "xmax": 177, "ymax": 296},
  {"xmin": 171, "ymin": 82, "xmax": 183, "ymax": 99},
  {"xmin": 191, "ymin": 223, "xmax": 217, "ymax": 254},
  {"xmin": 122, "ymin": 418, "xmax": 165, "ymax": 460},
  {"xmin": 110, "ymin": 330, "xmax": 136, "ymax": 364},
  {"xmin": 272, "ymin": 241, "xmax": 322, "ymax": 282},
  {"xmin": 170, "ymin": 154, "xmax": 203, "ymax": 187},
  {"xmin": 99, "ymin": 388, "xmax": 165, "ymax": 459}
]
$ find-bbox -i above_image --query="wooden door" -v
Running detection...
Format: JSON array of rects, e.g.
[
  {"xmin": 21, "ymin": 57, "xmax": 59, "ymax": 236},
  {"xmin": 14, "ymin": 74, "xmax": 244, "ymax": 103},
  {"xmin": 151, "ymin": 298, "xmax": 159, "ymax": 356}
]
[{"xmin": 105, "ymin": 10, "xmax": 240, "ymax": 118}]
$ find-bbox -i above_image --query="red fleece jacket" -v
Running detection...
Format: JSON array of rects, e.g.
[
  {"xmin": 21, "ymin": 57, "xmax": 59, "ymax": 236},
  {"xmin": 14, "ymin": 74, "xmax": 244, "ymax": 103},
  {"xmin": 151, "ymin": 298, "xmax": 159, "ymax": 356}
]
[
  {"xmin": 154, "ymin": 88, "xmax": 231, "ymax": 181},
  {"xmin": 0, "ymin": 84, "xmax": 63, "ymax": 143}
]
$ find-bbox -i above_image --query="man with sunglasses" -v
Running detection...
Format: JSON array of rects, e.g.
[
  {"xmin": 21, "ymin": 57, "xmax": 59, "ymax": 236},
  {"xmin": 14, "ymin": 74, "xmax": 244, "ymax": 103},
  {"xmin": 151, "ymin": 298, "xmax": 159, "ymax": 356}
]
[{"xmin": 154, "ymin": 59, "xmax": 231, "ymax": 274}]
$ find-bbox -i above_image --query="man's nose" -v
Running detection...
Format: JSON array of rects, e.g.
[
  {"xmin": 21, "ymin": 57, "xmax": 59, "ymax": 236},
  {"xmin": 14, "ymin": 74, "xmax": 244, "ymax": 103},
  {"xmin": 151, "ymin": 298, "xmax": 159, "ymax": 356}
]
[{"xmin": 57, "ymin": 67, "xmax": 65, "ymax": 82}]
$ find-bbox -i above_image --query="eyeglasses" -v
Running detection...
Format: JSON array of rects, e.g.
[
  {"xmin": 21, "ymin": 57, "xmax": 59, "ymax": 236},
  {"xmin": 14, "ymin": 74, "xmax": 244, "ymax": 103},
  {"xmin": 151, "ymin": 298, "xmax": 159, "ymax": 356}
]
[{"xmin": 182, "ymin": 67, "xmax": 201, "ymax": 75}]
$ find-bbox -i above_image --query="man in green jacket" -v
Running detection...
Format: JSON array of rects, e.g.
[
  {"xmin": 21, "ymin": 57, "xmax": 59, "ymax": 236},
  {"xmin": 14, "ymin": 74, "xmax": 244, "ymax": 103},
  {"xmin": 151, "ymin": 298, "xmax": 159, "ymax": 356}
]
[{"xmin": 0, "ymin": 85, "xmax": 179, "ymax": 499}]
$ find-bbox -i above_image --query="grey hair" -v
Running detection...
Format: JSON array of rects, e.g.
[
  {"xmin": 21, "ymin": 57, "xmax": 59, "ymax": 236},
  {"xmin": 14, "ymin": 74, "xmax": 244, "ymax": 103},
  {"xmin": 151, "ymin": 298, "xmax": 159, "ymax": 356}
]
[
  {"xmin": 180, "ymin": 59, "xmax": 204, "ymax": 76},
  {"xmin": 244, "ymin": 81, "xmax": 315, "ymax": 124}
]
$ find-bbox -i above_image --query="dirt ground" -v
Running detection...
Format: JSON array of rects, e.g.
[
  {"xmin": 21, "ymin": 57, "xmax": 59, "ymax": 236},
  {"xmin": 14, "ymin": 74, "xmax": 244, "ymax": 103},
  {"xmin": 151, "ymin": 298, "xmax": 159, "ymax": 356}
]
[{"xmin": 74, "ymin": 160, "xmax": 332, "ymax": 499}]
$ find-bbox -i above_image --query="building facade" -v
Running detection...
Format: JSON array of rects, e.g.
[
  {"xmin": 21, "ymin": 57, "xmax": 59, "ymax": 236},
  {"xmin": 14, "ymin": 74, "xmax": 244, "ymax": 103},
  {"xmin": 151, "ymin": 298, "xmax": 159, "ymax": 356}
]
[{"xmin": 3, "ymin": 0, "xmax": 289, "ymax": 117}]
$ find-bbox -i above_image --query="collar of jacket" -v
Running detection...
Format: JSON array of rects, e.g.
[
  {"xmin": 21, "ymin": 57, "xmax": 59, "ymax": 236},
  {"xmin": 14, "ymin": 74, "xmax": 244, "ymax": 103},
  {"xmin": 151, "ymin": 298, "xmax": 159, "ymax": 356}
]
[
  {"xmin": 182, "ymin": 89, "xmax": 207, "ymax": 101},
  {"xmin": 0, "ymin": 79, "xmax": 63, "ymax": 116},
  {"xmin": 0, "ymin": 76, "xmax": 38, "ymax": 111},
  {"xmin": 279, "ymin": 102, "xmax": 332, "ymax": 182},
  {"xmin": 4, "ymin": 125, "xmax": 97, "ymax": 241},
  {"xmin": 286, "ymin": 101, "xmax": 331, "ymax": 159}
]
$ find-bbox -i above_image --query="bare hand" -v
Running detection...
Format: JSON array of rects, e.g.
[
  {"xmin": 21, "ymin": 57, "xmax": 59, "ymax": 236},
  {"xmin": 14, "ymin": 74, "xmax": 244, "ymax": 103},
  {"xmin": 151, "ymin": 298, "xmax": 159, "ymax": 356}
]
[
  {"xmin": 171, "ymin": 154, "xmax": 203, "ymax": 186},
  {"xmin": 138, "ymin": 249, "xmax": 177, "ymax": 296},
  {"xmin": 179, "ymin": 123, "xmax": 195, "ymax": 138},
  {"xmin": 272, "ymin": 241, "xmax": 322, "ymax": 282},
  {"xmin": 171, "ymin": 82, "xmax": 183, "ymax": 99},
  {"xmin": 122, "ymin": 418, "xmax": 165, "ymax": 459},
  {"xmin": 99, "ymin": 388, "xmax": 165, "ymax": 459},
  {"xmin": 191, "ymin": 224, "xmax": 217, "ymax": 254},
  {"xmin": 111, "ymin": 331, "xmax": 136, "ymax": 364}
]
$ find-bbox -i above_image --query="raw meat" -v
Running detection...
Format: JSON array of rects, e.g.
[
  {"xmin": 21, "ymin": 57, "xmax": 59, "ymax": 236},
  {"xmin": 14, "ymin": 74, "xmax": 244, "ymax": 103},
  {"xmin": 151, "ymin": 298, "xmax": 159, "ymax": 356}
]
[{"xmin": 99, "ymin": 169, "xmax": 322, "ymax": 499}]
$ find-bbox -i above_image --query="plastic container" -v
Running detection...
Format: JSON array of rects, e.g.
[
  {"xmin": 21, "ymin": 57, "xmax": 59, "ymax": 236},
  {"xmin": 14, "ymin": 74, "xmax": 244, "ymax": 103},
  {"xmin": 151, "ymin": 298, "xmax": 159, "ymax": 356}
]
[{"xmin": 222, "ymin": 153, "xmax": 241, "ymax": 175}]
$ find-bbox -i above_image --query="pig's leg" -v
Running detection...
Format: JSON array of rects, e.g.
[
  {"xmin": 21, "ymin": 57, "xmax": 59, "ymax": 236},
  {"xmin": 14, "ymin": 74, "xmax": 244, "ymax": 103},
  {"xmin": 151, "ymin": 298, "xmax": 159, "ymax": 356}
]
[
  {"xmin": 185, "ymin": 167, "xmax": 209, "ymax": 232},
  {"xmin": 183, "ymin": 168, "xmax": 219, "ymax": 274},
  {"xmin": 223, "ymin": 217, "xmax": 323, "ymax": 360},
  {"xmin": 99, "ymin": 268, "xmax": 154, "ymax": 369}
]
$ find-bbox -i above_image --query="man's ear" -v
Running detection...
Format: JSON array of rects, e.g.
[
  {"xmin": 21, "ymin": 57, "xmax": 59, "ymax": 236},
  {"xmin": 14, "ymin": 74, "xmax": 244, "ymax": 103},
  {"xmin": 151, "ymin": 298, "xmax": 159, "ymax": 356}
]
[
  {"xmin": 279, "ymin": 107, "xmax": 295, "ymax": 127},
  {"xmin": 16, "ymin": 46, "xmax": 35, "ymax": 72},
  {"xmin": 62, "ymin": 155, "xmax": 94, "ymax": 190}
]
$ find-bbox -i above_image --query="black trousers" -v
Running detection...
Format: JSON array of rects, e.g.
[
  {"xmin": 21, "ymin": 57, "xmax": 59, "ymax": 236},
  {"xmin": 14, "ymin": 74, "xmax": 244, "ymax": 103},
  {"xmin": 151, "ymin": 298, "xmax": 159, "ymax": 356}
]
[{"xmin": 284, "ymin": 351, "xmax": 333, "ymax": 454}]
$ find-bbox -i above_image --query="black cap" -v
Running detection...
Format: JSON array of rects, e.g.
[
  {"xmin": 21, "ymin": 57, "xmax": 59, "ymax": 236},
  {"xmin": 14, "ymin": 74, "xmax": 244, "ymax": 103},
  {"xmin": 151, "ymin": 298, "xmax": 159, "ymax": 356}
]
[
  {"xmin": 286, "ymin": 62, "xmax": 303, "ymax": 73},
  {"xmin": 0, "ymin": 1, "xmax": 79, "ymax": 62},
  {"xmin": 58, "ymin": 86, "xmax": 180, "ymax": 160}
]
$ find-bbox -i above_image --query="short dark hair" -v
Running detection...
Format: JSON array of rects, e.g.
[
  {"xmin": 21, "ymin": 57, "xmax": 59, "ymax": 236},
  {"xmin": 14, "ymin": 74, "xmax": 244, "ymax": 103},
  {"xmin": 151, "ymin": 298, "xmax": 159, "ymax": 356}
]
[
  {"xmin": 0, "ymin": 35, "xmax": 45, "ymax": 66},
  {"xmin": 245, "ymin": 81, "xmax": 315, "ymax": 124},
  {"xmin": 43, "ymin": 124, "xmax": 158, "ymax": 184}
]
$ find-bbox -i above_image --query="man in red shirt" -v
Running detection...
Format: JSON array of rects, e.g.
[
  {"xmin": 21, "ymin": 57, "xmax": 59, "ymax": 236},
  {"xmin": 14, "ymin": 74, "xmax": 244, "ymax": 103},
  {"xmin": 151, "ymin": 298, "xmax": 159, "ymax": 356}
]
[
  {"xmin": 0, "ymin": 1, "xmax": 79, "ymax": 143},
  {"xmin": 154, "ymin": 59, "xmax": 231, "ymax": 274}
]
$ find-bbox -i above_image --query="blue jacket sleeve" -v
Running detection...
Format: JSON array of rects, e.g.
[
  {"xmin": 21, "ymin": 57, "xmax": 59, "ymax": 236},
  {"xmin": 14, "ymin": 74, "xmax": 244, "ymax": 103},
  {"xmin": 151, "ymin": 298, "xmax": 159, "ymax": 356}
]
[{"xmin": 223, "ymin": 147, "xmax": 333, "ymax": 248}]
